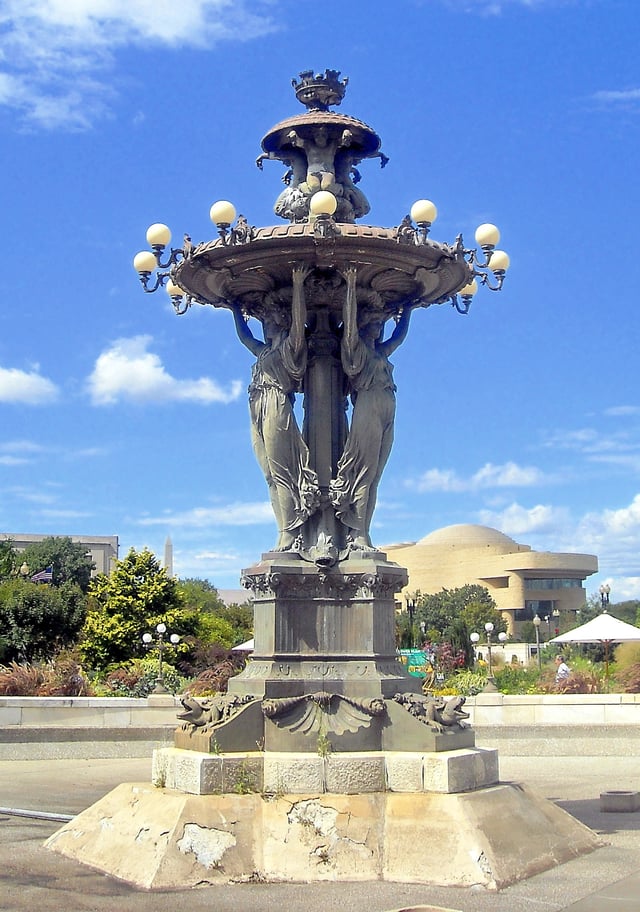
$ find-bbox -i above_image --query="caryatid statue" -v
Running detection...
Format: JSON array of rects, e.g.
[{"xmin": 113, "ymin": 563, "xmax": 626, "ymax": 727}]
[
  {"xmin": 330, "ymin": 267, "xmax": 413, "ymax": 549},
  {"xmin": 232, "ymin": 261, "xmax": 412, "ymax": 558},
  {"xmin": 230, "ymin": 264, "xmax": 320, "ymax": 551}
]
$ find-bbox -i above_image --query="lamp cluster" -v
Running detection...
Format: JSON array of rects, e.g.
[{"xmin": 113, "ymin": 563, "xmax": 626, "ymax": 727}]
[
  {"xmin": 405, "ymin": 199, "xmax": 509, "ymax": 314},
  {"xmin": 133, "ymin": 192, "xmax": 509, "ymax": 317}
]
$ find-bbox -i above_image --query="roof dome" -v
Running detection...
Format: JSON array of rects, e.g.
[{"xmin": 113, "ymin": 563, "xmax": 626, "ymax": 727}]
[{"xmin": 417, "ymin": 524, "xmax": 519, "ymax": 549}]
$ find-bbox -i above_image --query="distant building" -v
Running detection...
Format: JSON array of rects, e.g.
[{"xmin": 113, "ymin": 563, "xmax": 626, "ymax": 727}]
[
  {"xmin": 384, "ymin": 524, "xmax": 598, "ymax": 638},
  {"xmin": 1, "ymin": 533, "xmax": 119, "ymax": 576},
  {"xmin": 218, "ymin": 589, "xmax": 251, "ymax": 607}
]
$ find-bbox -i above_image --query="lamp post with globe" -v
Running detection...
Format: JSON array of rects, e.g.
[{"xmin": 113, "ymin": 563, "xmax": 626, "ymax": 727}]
[
  {"xmin": 471, "ymin": 622, "xmax": 507, "ymax": 692},
  {"xmin": 532, "ymin": 614, "xmax": 542, "ymax": 670},
  {"xmin": 142, "ymin": 623, "xmax": 180, "ymax": 695}
]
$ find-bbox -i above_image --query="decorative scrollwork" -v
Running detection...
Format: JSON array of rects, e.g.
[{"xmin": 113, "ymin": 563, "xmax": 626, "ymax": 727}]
[{"xmin": 262, "ymin": 691, "xmax": 386, "ymax": 736}]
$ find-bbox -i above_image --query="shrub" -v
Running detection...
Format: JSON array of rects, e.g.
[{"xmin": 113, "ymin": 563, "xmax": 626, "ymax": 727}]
[
  {"xmin": 0, "ymin": 654, "xmax": 91, "ymax": 696},
  {"xmin": 38, "ymin": 651, "xmax": 91, "ymax": 696},
  {"xmin": 614, "ymin": 662, "xmax": 640, "ymax": 693},
  {"xmin": 431, "ymin": 669, "xmax": 487, "ymax": 696},
  {"xmin": 550, "ymin": 670, "xmax": 601, "ymax": 694},
  {"xmin": 185, "ymin": 654, "xmax": 245, "ymax": 696},
  {"xmin": 612, "ymin": 642, "xmax": 640, "ymax": 671},
  {"xmin": 0, "ymin": 662, "xmax": 48, "ymax": 695},
  {"xmin": 96, "ymin": 656, "xmax": 189, "ymax": 697},
  {"xmin": 494, "ymin": 664, "xmax": 542, "ymax": 695}
]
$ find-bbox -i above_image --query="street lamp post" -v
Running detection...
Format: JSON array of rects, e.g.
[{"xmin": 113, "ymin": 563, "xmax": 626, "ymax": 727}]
[
  {"xmin": 552, "ymin": 607, "xmax": 560, "ymax": 637},
  {"xmin": 532, "ymin": 614, "xmax": 542, "ymax": 670},
  {"xmin": 406, "ymin": 598, "xmax": 416, "ymax": 648},
  {"xmin": 471, "ymin": 622, "xmax": 508, "ymax": 691},
  {"xmin": 600, "ymin": 584, "xmax": 611, "ymax": 609},
  {"xmin": 142, "ymin": 623, "xmax": 180, "ymax": 694}
]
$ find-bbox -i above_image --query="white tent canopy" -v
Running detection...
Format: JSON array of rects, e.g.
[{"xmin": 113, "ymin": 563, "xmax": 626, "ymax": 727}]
[
  {"xmin": 549, "ymin": 611, "xmax": 640, "ymax": 676},
  {"xmin": 549, "ymin": 611, "xmax": 640, "ymax": 645},
  {"xmin": 231, "ymin": 638, "xmax": 254, "ymax": 652}
]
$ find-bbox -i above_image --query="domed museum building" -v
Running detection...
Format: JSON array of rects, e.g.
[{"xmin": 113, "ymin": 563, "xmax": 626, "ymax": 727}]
[{"xmin": 385, "ymin": 524, "xmax": 598, "ymax": 638}]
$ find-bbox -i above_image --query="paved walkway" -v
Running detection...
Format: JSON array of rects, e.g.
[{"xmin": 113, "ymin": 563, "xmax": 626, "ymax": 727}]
[{"xmin": 1, "ymin": 754, "xmax": 639, "ymax": 911}]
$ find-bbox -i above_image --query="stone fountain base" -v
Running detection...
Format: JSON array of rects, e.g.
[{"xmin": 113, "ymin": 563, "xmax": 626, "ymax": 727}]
[{"xmin": 45, "ymin": 747, "xmax": 602, "ymax": 891}]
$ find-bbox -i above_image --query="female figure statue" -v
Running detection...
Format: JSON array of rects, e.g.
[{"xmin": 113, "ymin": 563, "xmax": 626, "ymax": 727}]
[
  {"xmin": 230, "ymin": 265, "xmax": 319, "ymax": 550},
  {"xmin": 330, "ymin": 266, "xmax": 412, "ymax": 549}
]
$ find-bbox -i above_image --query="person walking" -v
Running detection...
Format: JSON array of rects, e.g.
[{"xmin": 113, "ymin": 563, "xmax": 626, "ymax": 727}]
[{"xmin": 555, "ymin": 654, "xmax": 571, "ymax": 684}]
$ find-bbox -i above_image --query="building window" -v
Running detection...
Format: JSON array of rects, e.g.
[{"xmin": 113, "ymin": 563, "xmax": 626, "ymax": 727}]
[
  {"xmin": 524, "ymin": 578, "xmax": 582, "ymax": 590},
  {"xmin": 525, "ymin": 600, "xmax": 558, "ymax": 614},
  {"xmin": 513, "ymin": 606, "xmax": 535, "ymax": 621}
]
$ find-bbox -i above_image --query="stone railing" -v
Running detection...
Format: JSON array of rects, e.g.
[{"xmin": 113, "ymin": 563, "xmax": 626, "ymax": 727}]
[
  {"xmin": 1, "ymin": 693, "xmax": 639, "ymax": 758},
  {"xmin": 467, "ymin": 691, "xmax": 640, "ymax": 726},
  {"xmin": 467, "ymin": 692, "xmax": 640, "ymax": 756},
  {"xmin": 0, "ymin": 696, "xmax": 179, "ymax": 760}
]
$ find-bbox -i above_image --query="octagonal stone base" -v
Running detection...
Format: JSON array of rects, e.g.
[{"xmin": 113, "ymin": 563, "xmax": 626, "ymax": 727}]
[{"xmin": 46, "ymin": 777, "xmax": 603, "ymax": 891}]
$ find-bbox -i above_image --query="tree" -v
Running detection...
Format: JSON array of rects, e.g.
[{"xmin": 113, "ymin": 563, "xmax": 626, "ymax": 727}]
[
  {"xmin": 578, "ymin": 593, "xmax": 603, "ymax": 623},
  {"xmin": 177, "ymin": 578, "xmax": 226, "ymax": 614},
  {"xmin": 20, "ymin": 537, "xmax": 95, "ymax": 592},
  {"xmin": 177, "ymin": 578, "xmax": 253, "ymax": 646},
  {"xmin": 447, "ymin": 616, "xmax": 475, "ymax": 669},
  {"xmin": 608, "ymin": 600, "xmax": 640, "ymax": 626},
  {"xmin": 217, "ymin": 602, "xmax": 254, "ymax": 645},
  {"xmin": 81, "ymin": 547, "xmax": 198, "ymax": 670},
  {"xmin": 0, "ymin": 540, "xmax": 16, "ymax": 580},
  {"xmin": 460, "ymin": 602, "xmax": 508, "ymax": 638},
  {"xmin": 0, "ymin": 578, "xmax": 86, "ymax": 662},
  {"xmin": 416, "ymin": 585, "xmax": 502, "ymax": 639}
]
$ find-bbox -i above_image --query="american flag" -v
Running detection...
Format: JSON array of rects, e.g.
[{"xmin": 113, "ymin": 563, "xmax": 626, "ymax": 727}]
[{"xmin": 30, "ymin": 567, "xmax": 53, "ymax": 583}]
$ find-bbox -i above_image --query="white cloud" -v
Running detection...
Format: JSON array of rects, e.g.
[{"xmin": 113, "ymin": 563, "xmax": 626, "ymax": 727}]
[
  {"xmin": 138, "ymin": 501, "xmax": 273, "ymax": 527},
  {"xmin": 479, "ymin": 494, "xmax": 640, "ymax": 586},
  {"xmin": 87, "ymin": 335, "xmax": 242, "ymax": 405},
  {"xmin": 605, "ymin": 405, "xmax": 640, "ymax": 417},
  {"xmin": 411, "ymin": 461, "xmax": 549, "ymax": 493},
  {"xmin": 593, "ymin": 88, "xmax": 640, "ymax": 105},
  {"xmin": 0, "ymin": 456, "xmax": 30, "ymax": 466},
  {"xmin": 611, "ymin": 577, "xmax": 640, "ymax": 600},
  {"xmin": 439, "ymin": 0, "xmax": 571, "ymax": 13},
  {"xmin": 0, "ymin": 0, "xmax": 278, "ymax": 128},
  {"xmin": 0, "ymin": 365, "xmax": 59, "ymax": 404},
  {"xmin": 5, "ymin": 485, "xmax": 61, "ymax": 506},
  {"xmin": 193, "ymin": 550, "xmax": 241, "ymax": 562},
  {"xmin": 39, "ymin": 508, "xmax": 93, "ymax": 519},
  {"xmin": 411, "ymin": 468, "xmax": 466, "ymax": 493},
  {"xmin": 543, "ymin": 424, "xmax": 640, "ymax": 467},
  {"xmin": 477, "ymin": 502, "xmax": 571, "ymax": 537},
  {"xmin": 580, "ymin": 494, "xmax": 640, "ymax": 540}
]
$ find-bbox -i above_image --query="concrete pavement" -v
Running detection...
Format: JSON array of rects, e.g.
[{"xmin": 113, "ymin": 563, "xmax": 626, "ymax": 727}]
[{"xmin": 1, "ymin": 754, "xmax": 639, "ymax": 911}]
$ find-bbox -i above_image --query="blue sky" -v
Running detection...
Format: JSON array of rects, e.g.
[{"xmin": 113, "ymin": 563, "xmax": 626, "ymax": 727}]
[{"xmin": 1, "ymin": 0, "xmax": 639, "ymax": 600}]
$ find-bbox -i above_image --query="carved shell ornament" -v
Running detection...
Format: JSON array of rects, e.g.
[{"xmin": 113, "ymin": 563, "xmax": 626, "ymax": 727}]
[{"xmin": 262, "ymin": 691, "xmax": 386, "ymax": 736}]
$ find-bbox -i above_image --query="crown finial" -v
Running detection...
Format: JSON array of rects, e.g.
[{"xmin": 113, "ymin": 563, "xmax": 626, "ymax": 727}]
[{"xmin": 292, "ymin": 69, "xmax": 349, "ymax": 111}]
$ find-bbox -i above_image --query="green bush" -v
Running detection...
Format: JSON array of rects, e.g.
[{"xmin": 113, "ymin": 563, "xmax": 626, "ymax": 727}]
[
  {"xmin": 494, "ymin": 664, "xmax": 542, "ymax": 695},
  {"xmin": 96, "ymin": 656, "xmax": 189, "ymax": 697},
  {"xmin": 431, "ymin": 669, "xmax": 487, "ymax": 696}
]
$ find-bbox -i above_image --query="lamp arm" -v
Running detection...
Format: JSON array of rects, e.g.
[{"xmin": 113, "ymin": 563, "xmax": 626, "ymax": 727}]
[{"xmin": 153, "ymin": 247, "xmax": 184, "ymax": 270}]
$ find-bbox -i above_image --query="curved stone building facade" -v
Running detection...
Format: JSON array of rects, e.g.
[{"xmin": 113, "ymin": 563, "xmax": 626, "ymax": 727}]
[{"xmin": 385, "ymin": 524, "xmax": 598, "ymax": 637}]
